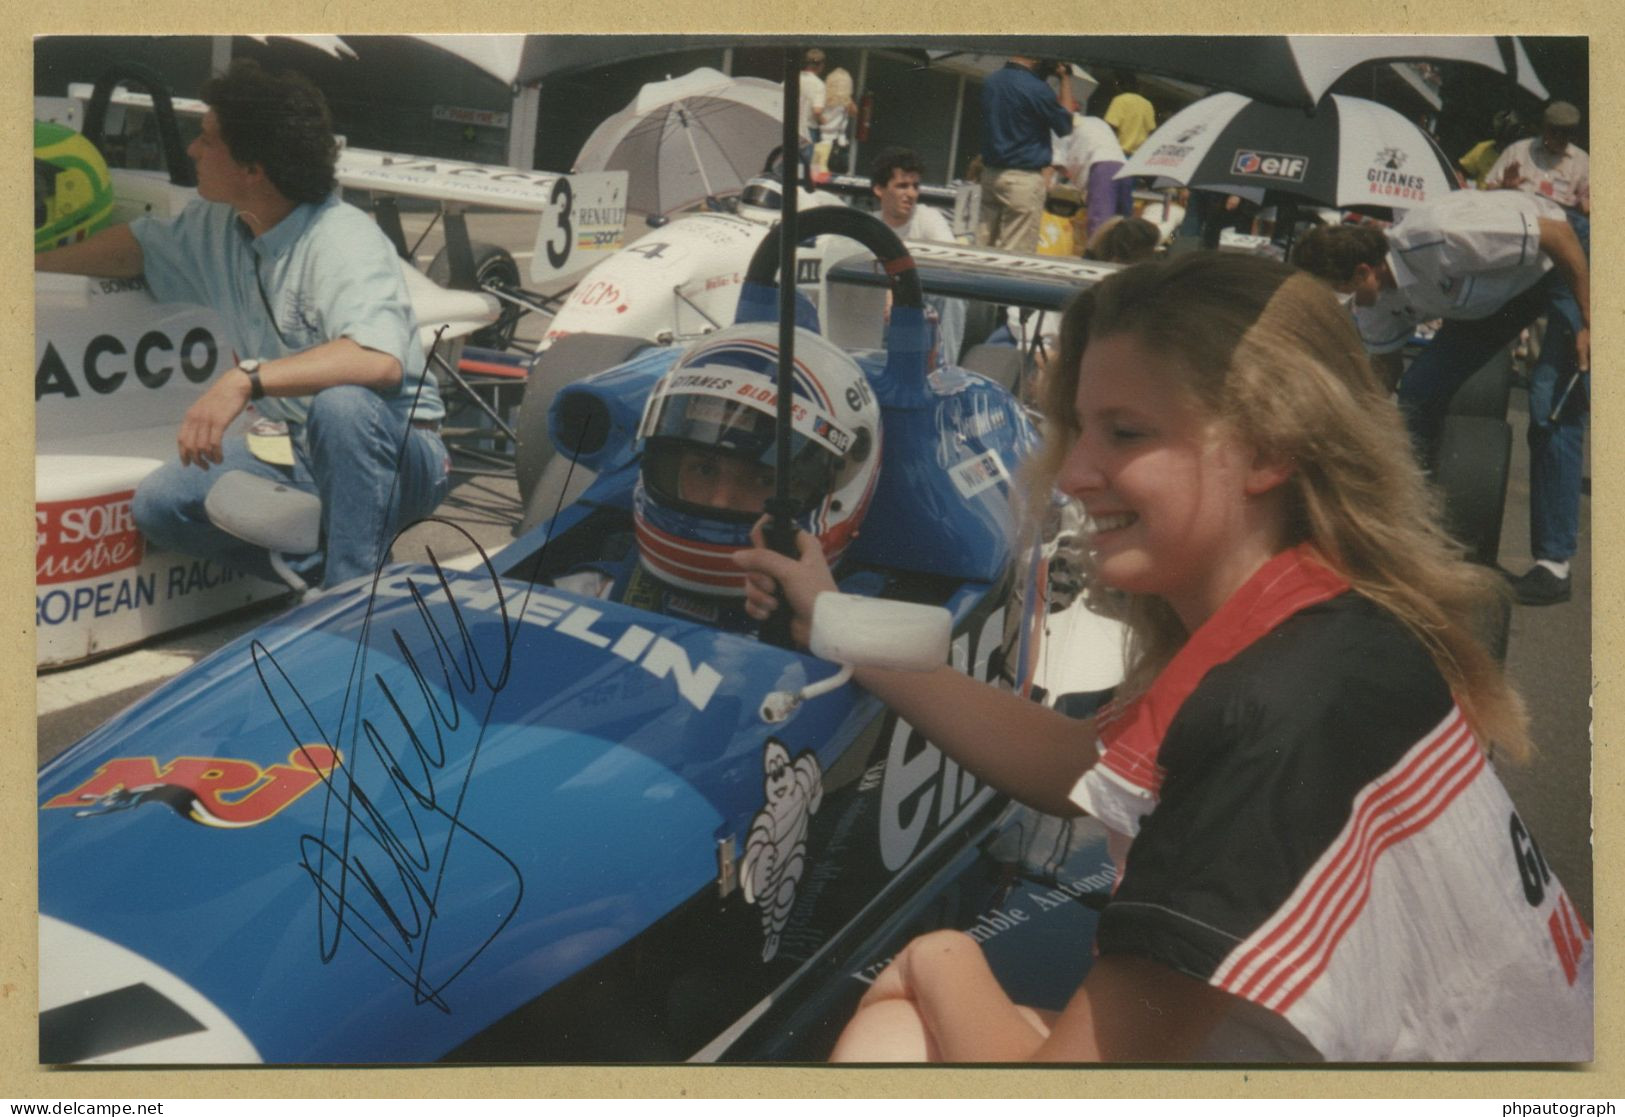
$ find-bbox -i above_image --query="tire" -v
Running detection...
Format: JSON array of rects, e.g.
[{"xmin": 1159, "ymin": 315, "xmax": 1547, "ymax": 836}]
[
  {"xmin": 1433, "ymin": 414, "xmax": 1511, "ymax": 566},
  {"xmin": 1447, "ymin": 345, "xmax": 1514, "ymax": 420},
  {"xmin": 519, "ymin": 454, "xmax": 600, "ymax": 537},
  {"xmin": 514, "ymin": 332, "xmax": 650, "ymax": 503},
  {"xmin": 959, "ymin": 343, "xmax": 1028, "ymax": 394},
  {"xmin": 427, "ymin": 240, "xmax": 523, "ymax": 351}
]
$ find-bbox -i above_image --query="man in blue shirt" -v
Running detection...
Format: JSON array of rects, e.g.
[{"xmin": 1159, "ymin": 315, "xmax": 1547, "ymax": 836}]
[
  {"xmin": 36, "ymin": 60, "xmax": 449, "ymax": 589},
  {"xmin": 977, "ymin": 57, "xmax": 1075, "ymax": 254}
]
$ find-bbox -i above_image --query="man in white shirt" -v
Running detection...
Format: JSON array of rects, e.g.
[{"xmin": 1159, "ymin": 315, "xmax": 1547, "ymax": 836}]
[
  {"xmin": 1488, "ymin": 101, "xmax": 1589, "ymax": 217},
  {"xmin": 799, "ymin": 49, "xmax": 828, "ymax": 144},
  {"xmin": 1293, "ymin": 190, "xmax": 1590, "ymax": 605},
  {"xmin": 1051, "ymin": 113, "xmax": 1134, "ymax": 236},
  {"xmin": 869, "ymin": 147, "xmax": 963, "ymax": 364},
  {"xmin": 871, "ymin": 147, "xmax": 954, "ymax": 242}
]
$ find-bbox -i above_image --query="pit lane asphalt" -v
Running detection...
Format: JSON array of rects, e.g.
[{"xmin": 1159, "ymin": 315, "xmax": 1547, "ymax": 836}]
[{"xmin": 33, "ymin": 212, "xmax": 1595, "ymax": 923}]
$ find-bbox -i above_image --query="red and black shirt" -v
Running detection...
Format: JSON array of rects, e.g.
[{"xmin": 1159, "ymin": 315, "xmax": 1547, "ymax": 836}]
[{"xmin": 1068, "ymin": 545, "xmax": 1592, "ymax": 1061}]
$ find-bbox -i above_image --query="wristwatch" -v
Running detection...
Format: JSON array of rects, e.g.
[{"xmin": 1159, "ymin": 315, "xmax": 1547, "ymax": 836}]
[{"xmin": 239, "ymin": 358, "xmax": 265, "ymax": 401}]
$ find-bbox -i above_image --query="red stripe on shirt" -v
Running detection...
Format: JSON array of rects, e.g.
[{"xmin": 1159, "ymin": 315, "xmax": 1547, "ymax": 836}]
[
  {"xmin": 1261, "ymin": 741, "xmax": 1483, "ymax": 1011},
  {"xmin": 1099, "ymin": 544, "xmax": 1350, "ymax": 794},
  {"xmin": 1216, "ymin": 707, "xmax": 1474, "ymax": 997},
  {"xmin": 1216, "ymin": 708, "xmax": 1485, "ymax": 1009}
]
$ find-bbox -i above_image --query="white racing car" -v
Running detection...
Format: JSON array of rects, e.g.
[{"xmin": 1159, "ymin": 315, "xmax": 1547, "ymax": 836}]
[{"xmin": 511, "ymin": 152, "xmax": 989, "ymax": 520}]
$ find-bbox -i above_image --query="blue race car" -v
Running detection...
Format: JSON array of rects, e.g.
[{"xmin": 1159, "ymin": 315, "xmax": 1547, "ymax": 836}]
[{"xmin": 39, "ymin": 204, "xmax": 1128, "ymax": 1065}]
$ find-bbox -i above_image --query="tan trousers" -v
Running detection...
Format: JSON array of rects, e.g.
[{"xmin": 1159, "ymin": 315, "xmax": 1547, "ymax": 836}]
[{"xmin": 977, "ymin": 167, "xmax": 1047, "ymax": 254}]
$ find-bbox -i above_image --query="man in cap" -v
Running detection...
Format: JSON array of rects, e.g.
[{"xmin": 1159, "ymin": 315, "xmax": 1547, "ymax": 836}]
[
  {"xmin": 1293, "ymin": 188, "xmax": 1590, "ymax": 605},
  {"xmin": 1488, "ymin": 101, "xmax": 1590, "ymax": 217},
  {"xmin": 977, "ymin": 56, "xmax": 1076, "ymax": 254},
  {"xmin": 1480, "ymin": 100, "xmax": 1591, "ymax": 605}
]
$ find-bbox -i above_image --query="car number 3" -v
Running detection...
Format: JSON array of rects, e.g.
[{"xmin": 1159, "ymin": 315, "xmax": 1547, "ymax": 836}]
[{"xmin": 546, "ymin": 177, "xmax": 574, "ymax": 269}]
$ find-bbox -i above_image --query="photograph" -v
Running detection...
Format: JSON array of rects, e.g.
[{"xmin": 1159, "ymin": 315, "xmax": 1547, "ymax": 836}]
[{"xmin": 26, "ymin": 31, "xmax": 1596, "ymax": 1082}]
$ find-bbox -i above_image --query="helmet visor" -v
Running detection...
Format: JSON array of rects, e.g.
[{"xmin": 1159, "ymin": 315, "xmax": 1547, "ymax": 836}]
[
  {"xmin": 641, "ymin": 393, "xmax": 837, "ymax": 520},
  {"xmin": 740, "ymin": 180, "xmax": 782, "ymax": 210}
]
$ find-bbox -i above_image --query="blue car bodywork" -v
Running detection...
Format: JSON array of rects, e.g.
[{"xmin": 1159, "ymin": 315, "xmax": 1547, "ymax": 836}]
[{"xmin": 39, "ymin": 220, "xmax": 1118, "ymax": 1064}]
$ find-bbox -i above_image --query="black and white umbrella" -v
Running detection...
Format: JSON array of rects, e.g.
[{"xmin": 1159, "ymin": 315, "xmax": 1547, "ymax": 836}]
[
  {"xmin": 1052, "ymin": 35, "xmax": 1550, "ymax": 111},
  {"xmin": 1118, "ymin": 92, "xmax": 1460, "ymax": 211},
  {"xmin": 392, "ymin": 35, "xmax": 1552, "ymax": 112}
]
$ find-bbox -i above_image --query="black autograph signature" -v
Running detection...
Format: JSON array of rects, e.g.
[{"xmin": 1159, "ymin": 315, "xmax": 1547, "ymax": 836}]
[
  {"xmin": 254, "ymin": 527, "xmax": 524, "ymax": 1012},
  {"xmin": 246, "ymin": 324, "xmax": 594, "ymax": 1014}
]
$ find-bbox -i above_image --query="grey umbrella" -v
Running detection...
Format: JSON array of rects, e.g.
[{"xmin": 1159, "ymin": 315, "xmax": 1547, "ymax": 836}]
[{"xmin": 571, "ymin": 68, "xmax": 784, "ymax": 216}]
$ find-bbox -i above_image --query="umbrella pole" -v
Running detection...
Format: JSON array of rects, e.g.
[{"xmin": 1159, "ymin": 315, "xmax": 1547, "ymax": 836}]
[
  {"xmin": 1278, "ymin": 197, "xmax": 1299, "ymax": 258},
  {"xmin": 674, "ymin": 102, "xmax": 718, "ymax": 202},
  {"xmin": 760, "ymin": 46, "xmax": 802, "ymax": 647}
]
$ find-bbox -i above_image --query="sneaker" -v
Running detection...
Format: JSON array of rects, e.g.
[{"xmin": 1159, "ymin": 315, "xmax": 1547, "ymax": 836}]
[{"xmin": 1506, "ymin": 565, "xmax": 1572, "ymax": 606}]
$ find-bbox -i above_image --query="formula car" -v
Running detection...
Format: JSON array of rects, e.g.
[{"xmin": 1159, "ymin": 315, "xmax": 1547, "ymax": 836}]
[
  {"xmin": 33, "ymin": 62, "xmax": 627, "ymax": 668},
  {"xmin": 510, "ymin": 151, "xmax": 980, "ymax": 510},
  {"xmin": 38, "ymin": 199, "xmax": 1132, "ymax": 1063}
]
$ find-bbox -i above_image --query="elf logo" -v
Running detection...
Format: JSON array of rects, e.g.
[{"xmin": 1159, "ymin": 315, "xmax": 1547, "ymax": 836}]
[{"xmin": 1231, "ymin": 150, "xmax": 1308, "ymax": 182}]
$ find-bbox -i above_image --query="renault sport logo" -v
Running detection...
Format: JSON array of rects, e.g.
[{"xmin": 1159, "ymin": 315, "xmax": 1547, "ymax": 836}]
[{"xmin": 1232, "ymin": 150, "xmax": 1309, "ymax": 182}]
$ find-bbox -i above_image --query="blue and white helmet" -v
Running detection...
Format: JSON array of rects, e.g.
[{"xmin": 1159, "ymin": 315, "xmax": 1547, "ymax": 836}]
[{"xmin": 633, "ymin": 323, "xmax": 882, "ymax": 596}]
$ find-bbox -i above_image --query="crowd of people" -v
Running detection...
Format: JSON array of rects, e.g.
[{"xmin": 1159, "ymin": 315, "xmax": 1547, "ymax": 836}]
[
  {"xmin": 34, "ymin": 47, "xmax": 1593, "ymax": 1065},
  {"xmin": 954, "ymin": 52, "xmax": 1592, "ymax": 609}
]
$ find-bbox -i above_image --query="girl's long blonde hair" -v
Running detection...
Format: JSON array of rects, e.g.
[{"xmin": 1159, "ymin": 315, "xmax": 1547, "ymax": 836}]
[{"xmin": 1024, "ymin": 252, "xmax": 1529, "ymax": 760}]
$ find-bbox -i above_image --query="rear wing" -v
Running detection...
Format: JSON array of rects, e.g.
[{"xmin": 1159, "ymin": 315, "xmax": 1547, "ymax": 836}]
[
  {"xmin": 337, "ymin": 151, "xmax": 627, "ymax": 284},
  {"xmin": 52, "ymin": 83, "xmax": 627, "ymax": 286},
  {"xmin": 827, "ymin": 240, "xmax": 1118, "ymax": 312}
]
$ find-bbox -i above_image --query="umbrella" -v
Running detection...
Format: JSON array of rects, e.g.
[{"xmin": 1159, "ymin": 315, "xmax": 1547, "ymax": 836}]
[
  {"xmin": 1117, "ymin": 92, "xmax": 1460, "ymax": 212},
  {"xmin": 405, "ymin": 35, "xmax": 737, "ymax": 88},
  {"xmin": 1038, "ymin": 35, "xmax": 1549, "ymax": 111},
  {"xmin": 247, "ymin": 35, "xmax": 357, "ymax": 60},
  {"xmin": 404, "ymin": 35, "xmax": 530, "ymax": 85},
  {"xmin": 393, "ymin": 35, "xmax": 1549, "ymax": 110},
  {"xmin": 572, "ymin": 67, "xmax": 784, "ymax": 216}
]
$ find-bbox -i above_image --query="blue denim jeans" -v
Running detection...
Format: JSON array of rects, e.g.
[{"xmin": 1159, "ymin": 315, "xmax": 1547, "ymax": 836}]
[
  {"xmin": 1525, "ymin": 209, "xmax": 1590, "ymax": 561},
  {"xmin": 1395, "ymin": 274, "xmax": 1555, "ymax": 451},
  {"xmin": 133, "ymin": 385, "xmax": 451, "ymax": 588},
  {"xmin": 1396, "ymin": 209, "xmax": 1588, "ymax": 561}
]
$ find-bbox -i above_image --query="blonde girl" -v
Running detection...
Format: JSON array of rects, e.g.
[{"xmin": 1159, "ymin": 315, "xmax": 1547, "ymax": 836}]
[{"xmin": 734, "ymin": 252, "xmax": 1589, "ymax": 1062}]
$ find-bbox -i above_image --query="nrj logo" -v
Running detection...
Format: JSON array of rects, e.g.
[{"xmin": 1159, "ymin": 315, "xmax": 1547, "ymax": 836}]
[{"xmin": 43, "ymin": 745, "xmax": 339, "ymax": 828}]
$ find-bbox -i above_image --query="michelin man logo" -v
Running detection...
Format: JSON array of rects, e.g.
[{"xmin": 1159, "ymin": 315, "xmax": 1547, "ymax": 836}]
[{"xmin": 740, "ymin": 737, "xmax": 823, "ymax": 962}]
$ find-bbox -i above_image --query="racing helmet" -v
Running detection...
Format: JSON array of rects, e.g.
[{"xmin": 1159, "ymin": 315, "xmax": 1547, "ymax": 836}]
[
  {"xmin": 633, "ymin": 322, "xmax": 882, "ymax": 597},
  {"xmin": 736, "ymin": 174, "xmax": 784, "ymax": 223},
  {"xmin": 35, "ymin": 121, "xmax": 114, "ymax": 254}
]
